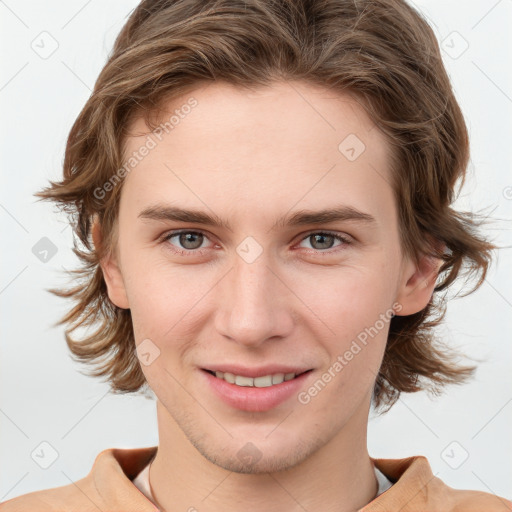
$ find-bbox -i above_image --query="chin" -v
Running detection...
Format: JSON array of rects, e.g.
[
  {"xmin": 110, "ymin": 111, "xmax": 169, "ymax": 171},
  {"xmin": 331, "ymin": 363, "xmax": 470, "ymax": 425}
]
[{"xmin": 193, "ymin": 433, "xmax": 320, "ymax": 474}]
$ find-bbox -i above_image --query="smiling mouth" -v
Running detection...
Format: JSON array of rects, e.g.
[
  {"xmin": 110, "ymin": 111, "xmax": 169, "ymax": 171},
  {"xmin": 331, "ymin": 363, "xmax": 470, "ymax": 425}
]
[{"xmin": 202, "ymin": 369, "xmax": 313, "ymax": 388}]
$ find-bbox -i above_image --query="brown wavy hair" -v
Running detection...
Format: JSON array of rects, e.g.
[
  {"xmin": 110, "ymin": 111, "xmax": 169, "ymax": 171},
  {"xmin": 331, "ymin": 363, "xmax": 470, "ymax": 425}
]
[{"xmin": 34, "ymin": 0, "xmax": 497, "ymax": 414}]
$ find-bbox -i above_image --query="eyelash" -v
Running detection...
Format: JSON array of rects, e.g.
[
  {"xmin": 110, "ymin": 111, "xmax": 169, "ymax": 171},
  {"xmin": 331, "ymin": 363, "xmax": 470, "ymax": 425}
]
[{"xmin": 159, "ymin": 230, "xmax": 352, "ymax": 257}]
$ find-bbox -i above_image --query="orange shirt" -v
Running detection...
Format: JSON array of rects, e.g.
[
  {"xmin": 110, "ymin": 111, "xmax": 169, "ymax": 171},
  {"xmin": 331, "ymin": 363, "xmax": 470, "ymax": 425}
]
[{"xmin": 1, "ymin": 446, "xmax": 510, "ymax": 511}]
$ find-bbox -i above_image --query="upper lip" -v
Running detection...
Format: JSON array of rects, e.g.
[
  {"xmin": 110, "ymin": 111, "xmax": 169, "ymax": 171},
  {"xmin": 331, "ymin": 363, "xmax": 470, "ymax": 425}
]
[{"xmin": 201, "ymin": 364, "xmax": 313, "ymax": 378}]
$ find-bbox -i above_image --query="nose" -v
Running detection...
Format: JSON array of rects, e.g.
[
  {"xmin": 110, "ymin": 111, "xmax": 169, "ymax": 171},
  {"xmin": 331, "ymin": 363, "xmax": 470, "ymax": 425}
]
[{"xmin": 214, "ymin": 253, "xmax": 294, "ymax": 348}]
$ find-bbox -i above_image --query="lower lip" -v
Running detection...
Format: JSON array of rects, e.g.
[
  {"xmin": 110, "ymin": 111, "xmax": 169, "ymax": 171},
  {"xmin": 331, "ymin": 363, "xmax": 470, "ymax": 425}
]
[{"xmin": 201, "ymin": 369, "xmax": 313, "ymax": 412}]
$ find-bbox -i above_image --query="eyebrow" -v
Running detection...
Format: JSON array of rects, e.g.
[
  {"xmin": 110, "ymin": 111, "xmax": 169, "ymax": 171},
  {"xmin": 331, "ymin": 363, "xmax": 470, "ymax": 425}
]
[{"xmin": 138, "ymin": 204, "xmax": 377, "ymax": 232}]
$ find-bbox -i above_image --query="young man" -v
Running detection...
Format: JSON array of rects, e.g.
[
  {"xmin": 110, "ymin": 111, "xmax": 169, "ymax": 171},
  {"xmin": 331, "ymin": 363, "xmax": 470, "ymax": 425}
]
[{"xmin": 2, "ymin": 0, "xmax": 510, "ymax": 510}]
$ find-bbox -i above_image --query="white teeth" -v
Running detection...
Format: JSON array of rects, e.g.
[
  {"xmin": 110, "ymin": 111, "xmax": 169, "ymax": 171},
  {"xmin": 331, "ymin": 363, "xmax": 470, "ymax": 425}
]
[
  {"xmin": 235, "ymin": 375, "xmax": 254, "ymax": 386},
  {"xmin": 272, "ymin": 373, "xmax": 284, "ymax": 384},
  {"xmin": 254, "ymin": 375, "xmax": 272, "ymax": 387},
  {"xmin": 223, "ymin": 372, "xmax": 235, "ymax": 384},
  {"xmin": 211, "ymin": 370, "xmax": 298, "ymax": 387}
]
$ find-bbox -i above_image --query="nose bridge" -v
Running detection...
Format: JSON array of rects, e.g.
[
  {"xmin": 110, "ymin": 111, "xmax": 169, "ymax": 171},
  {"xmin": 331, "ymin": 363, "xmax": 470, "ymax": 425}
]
[{"xmin": 216, "ymin": 250, "xmax": 292, "ymax": 346}]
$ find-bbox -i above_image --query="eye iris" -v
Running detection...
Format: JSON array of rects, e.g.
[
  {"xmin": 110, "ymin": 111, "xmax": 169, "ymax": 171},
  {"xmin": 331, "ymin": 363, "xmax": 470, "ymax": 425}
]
[
  {"xmin": 311, "ymin": 234, "xmax": 334, "ymax": 250},
  {"xmin": 180, "ymin": 232, "xmax": 203, "ymax": 250}
]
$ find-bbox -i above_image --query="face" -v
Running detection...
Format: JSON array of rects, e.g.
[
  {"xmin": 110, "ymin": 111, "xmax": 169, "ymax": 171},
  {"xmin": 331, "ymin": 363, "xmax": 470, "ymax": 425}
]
[{"xmin": 97, "ymin": 80, "xmax": 436, "ymax": 474}]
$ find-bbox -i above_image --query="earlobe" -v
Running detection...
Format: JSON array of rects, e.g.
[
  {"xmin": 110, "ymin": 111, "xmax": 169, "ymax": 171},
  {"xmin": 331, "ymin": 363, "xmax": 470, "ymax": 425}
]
[
  {"xmin": 395, "ymin": 251, "xmax": 442, "ymax": 316},
  {"xmin": 91, "ymin": 217, "xmax": 130, "ymax": 310}
]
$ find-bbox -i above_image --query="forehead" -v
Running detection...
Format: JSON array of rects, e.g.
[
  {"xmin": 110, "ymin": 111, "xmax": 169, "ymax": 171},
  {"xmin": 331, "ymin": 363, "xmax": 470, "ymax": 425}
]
[
  {"xmin": 125, "ymin": 80, "xmax": 384, "ymax": 154},
  {"xmin": 120, "ymin": 80, "xmax": 395, "ymax": 227}
]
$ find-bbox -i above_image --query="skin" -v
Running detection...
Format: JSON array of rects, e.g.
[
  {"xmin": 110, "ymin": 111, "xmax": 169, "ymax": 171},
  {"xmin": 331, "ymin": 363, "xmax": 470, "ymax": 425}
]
[{"xmin": 93, "ymin": 80, "xmax": 440, "ymax": 512}]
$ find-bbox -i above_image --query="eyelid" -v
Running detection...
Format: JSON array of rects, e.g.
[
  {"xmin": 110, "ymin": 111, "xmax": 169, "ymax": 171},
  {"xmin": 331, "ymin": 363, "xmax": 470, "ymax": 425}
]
[
  {"xmin": 159, "ymin": 229, "xmax": 216, "ymax": 255},
  {"xmin": 160, "ymin": 228, "xmax": 353, "ymax": 254},
  {"xmin": 295, "ymin": 230, "xmax": 353, "ymax": 254}
]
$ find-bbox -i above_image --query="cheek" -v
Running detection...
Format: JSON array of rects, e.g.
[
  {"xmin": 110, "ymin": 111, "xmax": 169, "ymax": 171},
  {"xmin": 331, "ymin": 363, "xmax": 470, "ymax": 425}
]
[
  {"xmin": 122, "ymin": 257, "xmax": 215, "ymax": 341},
  {"xmin": 298, "ymin": 275, "xmax": 391, "ymax": 412},
  {"xmin": 298, "ymin": 262, "xmax": 396, "ymax": 337},
  {"xmin": 294, "ymin": 261, "xmax": 395, "ymax": 386}
]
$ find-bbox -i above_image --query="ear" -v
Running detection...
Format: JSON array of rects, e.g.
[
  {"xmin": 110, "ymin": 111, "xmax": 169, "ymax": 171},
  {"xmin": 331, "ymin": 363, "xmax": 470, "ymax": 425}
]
[
  {"xmin": 91, "ymin": 216, "xmax": 130, "ymax": 309},
  {"xmin": 394, "ymin": 243, "xmax": 444, "ymax": 316}
]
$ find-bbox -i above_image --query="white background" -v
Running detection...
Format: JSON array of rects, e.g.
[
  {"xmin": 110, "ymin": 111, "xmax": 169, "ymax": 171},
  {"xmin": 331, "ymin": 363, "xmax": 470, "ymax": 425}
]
[{"xmin": 1, "ymin": 0, "xmax": 511, "ymax": 502}]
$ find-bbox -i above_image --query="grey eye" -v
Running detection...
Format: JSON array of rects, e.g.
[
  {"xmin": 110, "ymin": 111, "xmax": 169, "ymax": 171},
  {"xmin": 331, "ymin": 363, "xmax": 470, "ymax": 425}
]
[
  {"xmin": 308, "ymin": 233, "xmax": 336, "ymax": 250},
  {"xmin": 177, "ymin": 232, "xmax": 204, "ymax": 250}
]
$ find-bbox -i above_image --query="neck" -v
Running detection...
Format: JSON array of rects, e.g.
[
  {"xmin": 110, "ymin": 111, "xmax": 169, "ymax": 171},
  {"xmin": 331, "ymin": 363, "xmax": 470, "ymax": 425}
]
[{"xmin": 149, "ymin": 400, "xmax": 377, "ymax": 512}]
